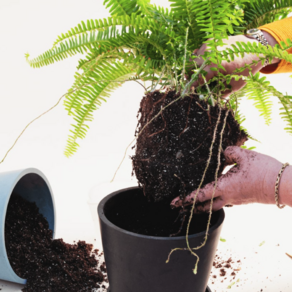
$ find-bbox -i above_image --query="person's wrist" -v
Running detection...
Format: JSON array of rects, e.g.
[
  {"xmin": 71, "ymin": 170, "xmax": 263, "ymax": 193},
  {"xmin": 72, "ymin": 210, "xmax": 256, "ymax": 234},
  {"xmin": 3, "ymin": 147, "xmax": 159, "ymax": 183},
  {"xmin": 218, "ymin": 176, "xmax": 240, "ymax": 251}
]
[
  {"xmin": 261, "ymin": 160, "xmax": 283, "ymax": 205},
  {"xmin": 260, "ymin": 30, "xmax": 280, "ymax": 65},
  {"xmin": 278, "ymin": 165, "xmax": 292, "ymax": 206},
  {"xmin": 244, "ymin": 30, "xmax": 280, "ymax": 66}
]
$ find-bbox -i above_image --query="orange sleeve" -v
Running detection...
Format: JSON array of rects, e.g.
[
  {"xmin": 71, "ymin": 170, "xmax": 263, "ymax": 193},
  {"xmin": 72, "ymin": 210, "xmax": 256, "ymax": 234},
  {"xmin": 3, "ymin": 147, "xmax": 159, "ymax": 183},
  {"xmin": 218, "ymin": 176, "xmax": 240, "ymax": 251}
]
[{"xmin": 259, "ymin": 17, "xmax": 292, "ymax": 74}]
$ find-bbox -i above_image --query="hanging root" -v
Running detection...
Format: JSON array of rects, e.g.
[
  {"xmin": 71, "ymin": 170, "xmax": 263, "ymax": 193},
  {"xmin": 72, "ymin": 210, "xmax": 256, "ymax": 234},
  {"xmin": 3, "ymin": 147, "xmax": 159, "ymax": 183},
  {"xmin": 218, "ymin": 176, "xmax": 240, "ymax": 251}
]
[
  {"xmin": 111, "ymin": 93, "xmax": 184, "ymax": 182},
  {"xmin": 170, "ymin": 174, "xmax": 187, "ymax": 237},
  {"xmin": 166, "ymin": 107, "xmax": 229, "ymax": 274}
]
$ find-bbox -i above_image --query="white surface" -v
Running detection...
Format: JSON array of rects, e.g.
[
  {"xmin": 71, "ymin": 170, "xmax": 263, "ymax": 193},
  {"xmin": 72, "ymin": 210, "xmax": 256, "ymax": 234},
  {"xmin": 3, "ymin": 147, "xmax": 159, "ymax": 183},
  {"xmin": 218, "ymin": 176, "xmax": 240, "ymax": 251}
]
[{"xmin": 0, "ymin": 1, "xmax": 291, "ymax": 291}]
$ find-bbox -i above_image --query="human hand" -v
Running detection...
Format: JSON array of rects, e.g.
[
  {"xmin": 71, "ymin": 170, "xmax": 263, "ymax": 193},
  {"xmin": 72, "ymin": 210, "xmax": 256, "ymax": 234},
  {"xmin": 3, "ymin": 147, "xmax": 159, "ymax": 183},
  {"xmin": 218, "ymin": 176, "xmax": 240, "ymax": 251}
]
[
  {"xmin": 170, "ymin": 146, "xmax": 284, "ymax": 212},
  {"xmin": 190, "ymin": 33, "xmax": 279, "ymax": 97}
]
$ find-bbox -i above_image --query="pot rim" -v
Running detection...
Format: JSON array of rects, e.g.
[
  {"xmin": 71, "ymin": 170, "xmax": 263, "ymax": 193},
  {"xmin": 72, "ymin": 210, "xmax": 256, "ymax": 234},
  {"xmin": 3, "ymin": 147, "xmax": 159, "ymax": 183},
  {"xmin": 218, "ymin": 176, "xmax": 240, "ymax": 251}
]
[
  {"xmin": 0, "ymin": 167, "xmax": 56, "ymax": 284},
  {"xmin": 98, "ymin": 186, "xmax": 225, "ymax": 241}
]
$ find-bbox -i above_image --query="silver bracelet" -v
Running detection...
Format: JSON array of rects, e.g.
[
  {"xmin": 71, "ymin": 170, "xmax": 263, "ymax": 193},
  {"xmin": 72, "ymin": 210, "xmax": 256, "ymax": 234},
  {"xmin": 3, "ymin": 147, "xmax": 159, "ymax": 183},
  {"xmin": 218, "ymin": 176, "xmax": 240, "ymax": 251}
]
[{"xmin": 246, "ymin": 28, "xmax": 269, "ymax": 67}]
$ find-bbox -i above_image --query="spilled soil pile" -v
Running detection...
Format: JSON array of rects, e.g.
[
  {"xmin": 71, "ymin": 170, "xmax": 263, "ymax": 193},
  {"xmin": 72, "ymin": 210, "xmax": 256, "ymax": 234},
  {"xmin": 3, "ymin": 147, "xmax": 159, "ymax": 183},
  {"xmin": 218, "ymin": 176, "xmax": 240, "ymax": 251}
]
[
  {"xmin": 132, "ymin": 90, "xmax": 247, "ymax": 202},
  {"xmin": 5, "ymin": 194, "xmax": 107, "ymax": 292}
]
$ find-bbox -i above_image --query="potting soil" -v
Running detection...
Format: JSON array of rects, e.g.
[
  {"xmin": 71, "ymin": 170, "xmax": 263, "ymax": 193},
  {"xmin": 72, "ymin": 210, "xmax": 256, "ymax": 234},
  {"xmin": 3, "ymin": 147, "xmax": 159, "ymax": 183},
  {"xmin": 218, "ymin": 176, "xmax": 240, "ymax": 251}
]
[
  {"xmin": 5, "ymin": 194, "xmax": 107, "ymax": 292},
  {"xmin": 132, "ymin": 90, "xmax": 247, "ymax": 202}
]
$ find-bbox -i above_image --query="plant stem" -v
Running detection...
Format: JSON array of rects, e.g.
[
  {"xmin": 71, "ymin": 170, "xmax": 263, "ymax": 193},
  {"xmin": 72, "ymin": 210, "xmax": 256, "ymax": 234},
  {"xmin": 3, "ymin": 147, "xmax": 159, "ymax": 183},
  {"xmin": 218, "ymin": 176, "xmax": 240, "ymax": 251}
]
[
  {"xmin": 180, "ymin": 27, "xmax": 189, "ymax": 91},
  {"xmin": 151, "ymin": 65, "xmax": 166, "ymax": 92},
  {"xmin": 181, "ymin": 58, "xmax": 210, "ymax": 97},
  {"xmin": 202, "ymin": 74, "xmax": 215, "ymax": 106}
]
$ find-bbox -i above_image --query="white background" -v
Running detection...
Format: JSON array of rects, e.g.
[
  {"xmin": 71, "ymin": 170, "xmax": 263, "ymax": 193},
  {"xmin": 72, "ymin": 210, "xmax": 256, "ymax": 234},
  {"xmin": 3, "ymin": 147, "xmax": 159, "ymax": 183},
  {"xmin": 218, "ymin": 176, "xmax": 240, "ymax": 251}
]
[{"xmin": 0, "ymin": 1, "xmax": 291, "ymax": 291}]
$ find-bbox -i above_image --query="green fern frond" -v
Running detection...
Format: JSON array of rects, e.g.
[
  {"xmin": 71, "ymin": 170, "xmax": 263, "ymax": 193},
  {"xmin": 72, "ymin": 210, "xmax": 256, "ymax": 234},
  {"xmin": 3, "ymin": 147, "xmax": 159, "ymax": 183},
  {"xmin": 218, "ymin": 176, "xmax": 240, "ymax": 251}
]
[
  {"xmin": 27, "ymin": 26, "xmax": 169, "ymax": 69},
  {"xmin": 278, "ymin": 95, "xmax": 292, "ymax": 134},
  {"xmin": 228, "ymin": 90, "xmax": 259, "ymax": 142},
  {"xmin": 103, "ymin": 0, "xmax": 139, "ymax": 16},
  {"xmin": 64, "ymin": 60, "xmax": 136, "ymax": 157},
  {"xmin": 221, "ymin": 40, "xmax": 292, "ymax": 66},
  {"xmin": 244, "ymin": 0, "xmax": 292, "ymax": 30},
  {"xmin": 26, "ymin": 27, "xmax": 121, "ymax": 68},
  {"xmin": 245, "ymin": 73, "xmax": 292, "ymax": 134},
  {"xmin": 245, "ymin": 73, "xmax": 273, "ymax": 125},
  {"xmin": 192, "ymin": 0, "xmax": 244, "ymax": 68},
  {"xmin": 136, "ymin": 0, "xmax": 173, "ymax": 24},
  {"xmin": 77, "ymin": 49, "xmax": 127, "ymax": 70},
  {"xmin": 52, "ymin": 14, "xmax": 159, "ymax": 48},
  {"xmin": 169, "ymin": 0, "xmax": 197, "ymax": 32}
]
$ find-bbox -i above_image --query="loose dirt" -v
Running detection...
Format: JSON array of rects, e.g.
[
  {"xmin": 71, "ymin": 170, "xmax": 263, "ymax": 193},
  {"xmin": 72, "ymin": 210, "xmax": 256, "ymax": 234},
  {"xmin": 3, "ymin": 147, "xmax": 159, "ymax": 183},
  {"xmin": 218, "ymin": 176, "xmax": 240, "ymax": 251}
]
[
  {"xmin": 132, "ymin": 90, "xmax": 247, "ymax": 203},
  {"xmin": 5, "ymin": 194, "xmax": 107, "ymax": 292}
]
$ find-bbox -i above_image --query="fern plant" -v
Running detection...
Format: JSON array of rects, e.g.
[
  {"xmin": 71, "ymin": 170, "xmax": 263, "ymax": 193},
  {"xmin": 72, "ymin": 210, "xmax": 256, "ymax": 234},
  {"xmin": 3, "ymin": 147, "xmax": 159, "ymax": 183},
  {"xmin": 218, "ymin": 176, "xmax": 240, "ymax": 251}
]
[
  {"xmin": 26, "ymin": 0, "xmax": 292, "ymax": 157},
  {"xmin": 25, "ymin": 0, "xmax": 292, "ymax": 275},
  {"xmin": 26, "ymin": 0, "xmax": 292, "ymax": 156}
]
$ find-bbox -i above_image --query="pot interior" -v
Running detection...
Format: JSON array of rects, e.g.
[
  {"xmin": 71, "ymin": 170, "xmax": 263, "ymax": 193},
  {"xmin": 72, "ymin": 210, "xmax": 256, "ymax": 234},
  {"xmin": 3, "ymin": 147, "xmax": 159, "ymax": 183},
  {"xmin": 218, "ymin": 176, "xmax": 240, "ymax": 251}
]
[{"xmin": 104, "ymin": 187, "xmax": 219, "ymax": 237}]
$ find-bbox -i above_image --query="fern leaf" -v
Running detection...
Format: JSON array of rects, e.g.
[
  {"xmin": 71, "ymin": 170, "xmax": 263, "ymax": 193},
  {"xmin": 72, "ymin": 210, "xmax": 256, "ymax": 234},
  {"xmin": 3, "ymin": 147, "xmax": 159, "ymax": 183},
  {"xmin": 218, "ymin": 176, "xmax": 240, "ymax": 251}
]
[
  {"xmin": 103, "ymin": 0, "xmax": 139, "ymax": 16},
  {"xmin": 221, "ymin": 40, "xmax": 292, "ymax": 67},
  {"xmin": 228, "ymin": 90, "xmax": 259, "ymax": 142},
  {"xmin": 245, "ymin": 73, "xmax": 292, "ymax": 134},
  {"xmin": 244, "ymin": 0, "xmax": 292, "ymax": 30},
  {"xmin": 192, "ymin": 0, "xmax": 244, "ymax": 65},
  {"xmin": 52, "ymin": 14, "xmax": 159, "ymax": 48},
  {"xmin": 278, "ymin": 96, "xmax": 292, "ymax": 134},
  {"xmin": 245, "ymin": 73, "xmax": 273, "ymax": 125},
  {"xmin": 26, "ymin": 27, "xmax": 121, "ymax": 68},
  {"xmin": 169, "ymin": 0, "xmax": 203, "ymax": 48},
  {"xmin": 64, "ymin": 60, "xmax": 136, "ymax": 157}
]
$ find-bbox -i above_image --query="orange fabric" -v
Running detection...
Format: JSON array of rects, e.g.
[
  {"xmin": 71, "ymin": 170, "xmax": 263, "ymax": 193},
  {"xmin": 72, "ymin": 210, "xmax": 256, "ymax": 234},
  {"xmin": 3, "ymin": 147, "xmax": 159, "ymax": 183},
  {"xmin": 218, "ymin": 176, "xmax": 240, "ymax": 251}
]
[{"xmin": 259, "ymin": 17, "xmax": 292, "ymax": 74}]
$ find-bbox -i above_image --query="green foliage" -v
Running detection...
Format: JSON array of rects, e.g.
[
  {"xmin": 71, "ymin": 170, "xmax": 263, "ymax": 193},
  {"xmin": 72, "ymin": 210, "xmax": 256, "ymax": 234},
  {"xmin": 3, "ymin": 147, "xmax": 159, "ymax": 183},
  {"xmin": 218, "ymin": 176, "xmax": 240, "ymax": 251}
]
[
  {"xmin": 64, "ymin": 60, "xmax": 136, "ymax": 157},
  {"xmin": 245, "ymin": 73, "xmax": 273, "ymax": 125},
  {"xmin": 244, "ymin": 0, "xmax": 292, "ymax": 30},
  {"xmin": 26, "ymin": 0, "xmax": 292, "ymax": 156}
]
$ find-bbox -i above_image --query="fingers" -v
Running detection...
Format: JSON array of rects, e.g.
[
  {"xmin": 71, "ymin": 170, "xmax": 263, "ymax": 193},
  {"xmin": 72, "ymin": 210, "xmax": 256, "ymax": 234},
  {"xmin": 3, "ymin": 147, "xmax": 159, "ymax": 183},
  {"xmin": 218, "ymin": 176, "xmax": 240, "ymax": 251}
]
[
  {"xmin": 224, "ymin": 146, "xmax": 246, "ymax": 165},
  {"xmin": 170, "ymin": 180, "xmax": 223, "ymax": 209},
  {"xmin": 194, "ymin": 197, "xmax": 225, "ymax": 213},
  {"xmin": 170, "ymin": 147, "xmax": 250, "ymax": 210}
]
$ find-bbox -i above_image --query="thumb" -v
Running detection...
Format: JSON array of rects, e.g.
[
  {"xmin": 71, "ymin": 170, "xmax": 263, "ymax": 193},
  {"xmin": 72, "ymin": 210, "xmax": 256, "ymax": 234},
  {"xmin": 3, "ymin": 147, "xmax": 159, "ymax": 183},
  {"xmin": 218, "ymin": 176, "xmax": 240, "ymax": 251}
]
[{"xmin": 224, "ymin": 146, "xmax": 245, "ymax": 166}]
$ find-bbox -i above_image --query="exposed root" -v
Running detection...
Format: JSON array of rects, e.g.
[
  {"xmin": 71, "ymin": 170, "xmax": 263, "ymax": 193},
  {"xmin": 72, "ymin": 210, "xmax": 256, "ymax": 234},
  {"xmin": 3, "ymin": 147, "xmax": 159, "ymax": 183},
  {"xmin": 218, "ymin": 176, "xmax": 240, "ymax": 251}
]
[
  {"xmin": 111, "ymin": 92, "xmax": 183, "ymax": 182},
  {"xmin": 148, "ymin": 110, "xmax": 167, "ymax": 138},
  {"xmin": 166, "ymin": 108, "xmax": 229, "ymax": 274},
  {"xmin": 179, "ymin": 97, "xmax": 192, "ymax": 137}
]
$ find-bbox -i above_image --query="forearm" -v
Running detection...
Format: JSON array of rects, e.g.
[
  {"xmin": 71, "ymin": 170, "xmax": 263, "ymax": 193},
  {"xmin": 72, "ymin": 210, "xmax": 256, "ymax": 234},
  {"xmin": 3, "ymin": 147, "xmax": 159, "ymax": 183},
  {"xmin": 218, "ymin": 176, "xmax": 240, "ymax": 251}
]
[
  {"xmin": 259, "ymin": 17, "xmax": 292, "ymax": 74},
  {"xmin": 278, "ymin": 165, "xmax": 292, "ymax": 208},
  {"xmin": 261, "ymin": 30, "xmax": 280, "ymax": 64}
]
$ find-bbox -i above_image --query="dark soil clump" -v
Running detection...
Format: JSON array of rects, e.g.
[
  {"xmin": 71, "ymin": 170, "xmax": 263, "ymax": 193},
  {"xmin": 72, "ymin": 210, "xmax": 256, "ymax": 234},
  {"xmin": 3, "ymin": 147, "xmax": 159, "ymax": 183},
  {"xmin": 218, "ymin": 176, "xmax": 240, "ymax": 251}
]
[
  {"xmin": 5, "ymin": 194, "xmax": 107, "ymax": 292},
  {"xmin": 105, "ymin": 188, "xmax": 219, "ymax": 237},
  {"xmin": 132, "ymin": 90, "xmax": 247, "ymax": 202}
]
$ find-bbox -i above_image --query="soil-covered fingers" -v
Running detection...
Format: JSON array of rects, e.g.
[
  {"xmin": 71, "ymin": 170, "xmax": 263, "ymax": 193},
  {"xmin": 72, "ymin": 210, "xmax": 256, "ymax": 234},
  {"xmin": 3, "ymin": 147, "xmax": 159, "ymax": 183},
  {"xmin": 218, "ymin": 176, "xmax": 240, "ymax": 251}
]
[
  {"xmin": 224, "ymin": 146, "xmax": 247, "ymax": 165},
  {"xmin": 194, "ymin": 197, "xmax": 225, "ymax": 213},
  {"xmin": 170, "ymin": 181, "xmax": 224, "ymax": 209}
]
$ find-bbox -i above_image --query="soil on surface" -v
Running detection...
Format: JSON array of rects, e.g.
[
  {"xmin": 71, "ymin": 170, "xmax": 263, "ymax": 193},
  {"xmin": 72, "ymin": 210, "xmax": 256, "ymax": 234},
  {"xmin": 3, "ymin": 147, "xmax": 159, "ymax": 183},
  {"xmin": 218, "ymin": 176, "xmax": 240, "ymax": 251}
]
[
  {"xmin": 5, "ymin": 194, "xmax": 107, "ymax": 292},
  {"xmin": 105, "ymin": 188, "xmax": 220, "ymax": 237},
  {"xmin": 210, "ymin": 253, "xmax": 242, "ymax": 286},
  {"xmin": 132, "ymin": 90, "xmax": 247, "ymax": 202}
]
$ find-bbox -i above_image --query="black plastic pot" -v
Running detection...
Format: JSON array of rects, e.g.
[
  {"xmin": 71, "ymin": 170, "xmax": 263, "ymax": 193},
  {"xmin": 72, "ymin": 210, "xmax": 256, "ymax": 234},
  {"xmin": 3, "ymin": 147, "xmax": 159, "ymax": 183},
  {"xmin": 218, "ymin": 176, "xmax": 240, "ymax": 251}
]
[{"xmin": 98, "ymin": 187, "xmax": 224, "ymax": 292}]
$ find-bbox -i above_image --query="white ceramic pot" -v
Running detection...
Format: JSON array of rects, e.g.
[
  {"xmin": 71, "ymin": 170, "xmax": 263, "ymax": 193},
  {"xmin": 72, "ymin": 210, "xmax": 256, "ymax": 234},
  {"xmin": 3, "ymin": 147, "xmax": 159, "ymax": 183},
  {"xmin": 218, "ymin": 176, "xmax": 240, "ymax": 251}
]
[{"xmin": 0, "ymin": 168, "xmax": 56, "ymax": 284}]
